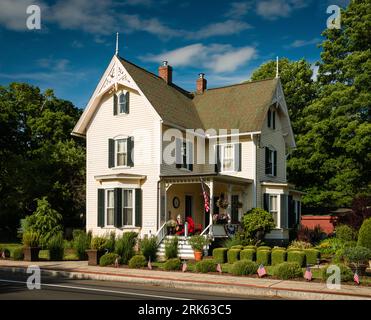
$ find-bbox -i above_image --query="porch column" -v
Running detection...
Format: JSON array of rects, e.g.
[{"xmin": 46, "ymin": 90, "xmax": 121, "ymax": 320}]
[
  {"xmin": 209, "ymin": 179, "xmax": 214, "ymax": 227},
  {"xmin": 227, "ymin": 184, "xmax": 232, "ymax": 222}
]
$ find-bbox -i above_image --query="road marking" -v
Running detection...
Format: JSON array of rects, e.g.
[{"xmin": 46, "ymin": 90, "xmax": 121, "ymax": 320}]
[{"xmin": 0, "ymin": 279, "xmax": 191, "ymax": 300}]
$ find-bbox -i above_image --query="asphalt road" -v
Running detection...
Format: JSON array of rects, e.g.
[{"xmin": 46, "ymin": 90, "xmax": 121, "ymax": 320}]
[{"xmin": 0, "ymin": 271, "xmax": 273, "ymax": 300}]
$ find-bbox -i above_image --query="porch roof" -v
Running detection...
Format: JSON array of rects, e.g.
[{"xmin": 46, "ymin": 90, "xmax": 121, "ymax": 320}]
[
  {"xmin": 94, "ymin": 173, "xmax": 147, "ymax": 182},
  {"xmin": 160, "ymin": 173, "xmax": 253, "ymax": 186}
]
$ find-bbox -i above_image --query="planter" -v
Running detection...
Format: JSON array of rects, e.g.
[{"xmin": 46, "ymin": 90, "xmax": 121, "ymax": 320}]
[
  {"xmin": 23, "ymin": 247, "xmax": 40, "ymax": 262},
  {"xmin": 194, "ymin": 250, "xmax": 203, "ymax": 261},
  {"xmin": 349, "ymin": 263, "xmax": 368, "ymax": 276},
  {"xmin": 86, "ymin": 249, "xmax": 104, "ymax": 266}
]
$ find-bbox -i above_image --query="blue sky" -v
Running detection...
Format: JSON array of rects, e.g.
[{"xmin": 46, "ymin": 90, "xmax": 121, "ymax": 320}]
[{"xmin": 0, "ymin": 0, "xmax": 349, "ymax": 108}]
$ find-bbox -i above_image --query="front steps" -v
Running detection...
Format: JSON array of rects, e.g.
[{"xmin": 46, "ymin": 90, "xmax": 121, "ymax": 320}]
[{"xmin": 157, "ymin": 236, "xmax": 197, "ymax": 260}]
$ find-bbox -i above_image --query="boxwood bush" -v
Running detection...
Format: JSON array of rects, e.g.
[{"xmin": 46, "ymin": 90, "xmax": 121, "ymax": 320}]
[
  {"xmin": 272, "ymin": 246, "xmax": 286, "ymax": 251},
  {"xmin": 227, "ymin": 249, "xmax": 241, "ymax": 264},
  {"xmin": 304, "ymin": 249, "xmax": 320, "ymax": 265},
  {"xmin": 128, "ymin": 255, "xmax": 147, "ymax": 269},
  {"xmin": 244, "ymin": 245, "xmax": 257, "ymax": 250},
  {"xmin": 287, "ymin": 250, "xmax": 306, "ymax": 267},
  {"xmin": 240, "ymin": 249, "xmax": 256, "ymax": 261},
  {"xmin": 230, "ymin": 245, "xmax": 244, "ymax": 250},
  {"xmin": 321, "ymin": 263, "xmax": 353, "ymax": 282},
  {"xmin": 257, "ymin": 246, "xmax": 271, "ymax": 251},
  {"xmin": 271, "ymin": 250, "xmax": 286, "ymax": 266},
  {"xmin": 256, "ymin": 250, "xmax": 271, "ymax": 266},
  {"xmin": 13, "ymin": 247, "xmax": 24, "ymax": 261},
  {"xmin": 213, "ymin": 248, "xmax": 228, "ymax": 264},
  {"xmin": 163, "ymin": 258, "xmax": 182, "ymax": 271},
  {"xmin": 357, "ymin": 218, "xmax": 371, "ymax": 250},
  {"xmin": 335, "ymin": 225, "xmax": 357, "ymax": 242},
  {"xmin": 99, "ymin": 253, "xmax": 120, "ymax": 266},
  {"xmin": 230, "ymin": 260, "xmax": 259, "ymax": 276},
  {"xmin": 195, "ymin": 259, "xmax": 216, "ymax": 273},
  {"xmin": 273, "ymin": 262, "xmax": 303, "ymax": 280}
]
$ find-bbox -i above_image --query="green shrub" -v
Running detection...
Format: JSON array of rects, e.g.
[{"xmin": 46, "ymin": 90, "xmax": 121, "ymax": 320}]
[
  {"xmin": 222, "ymin": 237, "xmax": 244, "ymax": 249},
  {"xmin": 195, "ymin": 259, "xmax": 216, "ymax": 273},
  {"xmin": 99, "ymin": 253, "xmax": 120, "ymax": 266},
  {"xmin": 48, "ymin": 233, "xmax": 64, "ymax": 261},
  {"xmin": 140, "ymin": 236, "xmax": 158, "ymax": 262},
  {"xmin": 321, "ymin": 264, "xmax": 353, "ymax": 282},
  {"xmin": 73, "ymin": 230, "xmax": 91, "ymax": 260},
  {"xmin": 104, "ymin": 232, "xmax": 116, "ymax": 253},
  {"xmin": 242, "ymin": 208, "xmax": 275, "ymax": 240},
  {"xmin": 188, "ymin": 235, "xmax": 209, "ymax": 251},
  {"xmin": 316, "ymin": 238, "xmax": 344, "ymax": 255},
  {"xmin": 115, "ymin": 232, "xmax": 138, "ymax": 265},
  {"xmin": 22, "ymin": 231, "xmax": 40, "ymax": 247},
  {"xmin": 272, "ymin": 246, "xmax": 286, "ymax": 251},
  {"xmin": 91, "ymin": 236, "xmax": 107, "ymax": 251},
  {"xmin": 357, "ymin": 218, "xmax": 371, "ymax": 250},
  {"xmin": 0, "ymin": 248, "xmax": 10, "ymax": 258},
  {"xmin": 227, "ymin": 249, "xmax": 241, "ymax": 264},
  {"xmin": 335, "ymin": 225, "xmax": 357, "ymax": 242},
  {"xmin": 163, "ymin": 258, "xmax": 182, "ymax": 271},
  {"xmin": 256, "ymin": 250, "xmax": 271, "ymax": 266},
  {"xmin": 13, "ymin": 247, "xmax": 24, "ymax": 260},
  {"xmin": 230, "ymin": 245, "xmax": 244, "ymax": 250},
  {"xmin": 165, "ymin": 237, "xmax": 179, "ymax": 259},
  {"xmin": 230, "ymin": 260, "xmax": 259, "ymax": 276},
  {"xmin": 273, "ymin": 262, "xmax": 303, "ymax": 280},
  {"xmin": 240, "ymin": 249, "xmax": 256, "ymax": 261},
  {"xmin": 244, "ymin": 245, "xmax": 257, "ymax": 250},
  {"xmin": 304, "ymin": 249, "xmax": 320, "ymax": 265},
  {"xmin": 212, "ymin": 248, "xmax": 228, "ymax": 264},
  {"xmin": 257, "ymin": 246, "xmax": 271, "ymax": 251},
  {"xmin": 289, "ymin": 240, "xmax": 312, "ymax": 250},
  {"xmin": 271, "ymin": 250, "xmax": 286, "ymax": 266},
  {"xmin": 287, "ymin": 250, "xmax": 306, "ymax": 267},
  {"xmin": 343, "ymin": 246, "xmax": 371, "ymax": 266},
  {"xmin": 128, "ymin": 255, "xmax": 147, "ymax": 268},
  {"xmin": 63, "ymin": 240, "xmax": 73, "ymax": 249}
]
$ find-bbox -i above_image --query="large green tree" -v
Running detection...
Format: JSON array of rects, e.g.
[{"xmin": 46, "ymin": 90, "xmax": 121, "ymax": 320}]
[{"xmin": 0, "ymin": 83, "xmax": 85, "ymax": 239}]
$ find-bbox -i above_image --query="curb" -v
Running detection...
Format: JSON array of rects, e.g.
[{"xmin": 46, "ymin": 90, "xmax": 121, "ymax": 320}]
[{"xmin": 0, "ymin": 265, "xmax": 370, "ymax": 300}]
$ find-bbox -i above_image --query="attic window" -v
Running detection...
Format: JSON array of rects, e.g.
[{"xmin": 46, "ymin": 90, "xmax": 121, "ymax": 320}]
[
  {"xmin": 267, "ymin": 109, "xmax": 276, "ymax": 129},
  {"xmin": 119, "ymin": 92, "xmax": 129, "ymax": 114}
]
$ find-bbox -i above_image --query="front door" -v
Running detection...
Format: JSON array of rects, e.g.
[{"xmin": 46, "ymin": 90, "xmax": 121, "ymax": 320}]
[{"xmin": 185, "ymin": 195, "xmax": 193, "ymax": 218}]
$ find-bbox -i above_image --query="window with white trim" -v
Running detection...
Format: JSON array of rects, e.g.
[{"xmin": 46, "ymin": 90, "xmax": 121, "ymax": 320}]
[
  {"xmin": 106, "ymin": 189, "xmax": 114, "ymax": 226},
  {"xmin": 269, "ymin": 195, "xmax": 278, "ymax": 228},
  {"xmin": 119, "ymin": 92, "xmax": 129, "ymax": 114},
  {"xmin": 265, "ymin": 147, "xmax": 277, "ymax": 176},
  {"xmin": 221, "ymin": 144, "xmax": 235, "ymax": 172},
  {"xmin": 122, "ymin": 189, "xmax": 134, "ymax": 226},
  {"xmin": 116, "ymin": 139, "xmax": 127, "ymax": 167}
]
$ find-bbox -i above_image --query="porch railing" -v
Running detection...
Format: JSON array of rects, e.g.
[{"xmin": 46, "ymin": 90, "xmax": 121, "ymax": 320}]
[
  {"xmin": 155, "ymin": 222, "xmax": 167, "ymax": 245},
  {"xmin": 200, "ymin": 223, "xmax": 213, "ymax": 237}
]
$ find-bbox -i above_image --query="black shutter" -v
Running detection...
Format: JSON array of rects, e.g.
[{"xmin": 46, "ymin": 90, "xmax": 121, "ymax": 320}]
[
  {"xmin": 187, "ymin": 142, "xmax": 193, "ymax": 171},
  {"xmin": 235, "ymin": 143, "xmax": 241, "ymax": 171},
  {"xmin": 267, "ymin": 109, "xmax": 271, "ymax": 128},
  {"xmin": 113, "ymin": 94, "xmax": 118, "ymax": 115},
  {"xmin": 97, "ymin": 189, "xmax": 105, "ymax": 227},
  {"xmin": 135, "ymin": 188, "xmax": 142, "ymax": 227},
  {"xmin": 272, "ymin": 111, "xmax": 276, "ymax": 129},
  {"xmin": 175, "ymin": 138, "xmax": 182, "ymax": 168},
  {"xmin": 215, "ymin": 145, "xmax": 221, "ymax": 173},
  {"xmin": 114, "ymin": 188, "xmax": 122, "ymax": 228},
  {"xmin": 125, "ymin": 92, "xmax": 130, "ymax": 113},
  {"xmin": 288, "ymin": 195, "xmax": 294, "ymax": 228},
  {"xmin": 273, "ymin": 150, "xmax": 277, "ymax": 176},
  {"xmin": 280, "ymin": 194, "xmax": 288, "ymax": 229},
  {"xmin": 127, "ymin": 137, "xmax": 134, "ymax": 167},
  {"xmin": 108, "ymin": 139, "xmax": 115, "ymax": 168},
  {"xmin": 265, "ymin": 147, "xmax": 269, "ymax": 174},
  {"xmin": 263, "ymin": 193, "xmax": 269, "ymax": 211}
]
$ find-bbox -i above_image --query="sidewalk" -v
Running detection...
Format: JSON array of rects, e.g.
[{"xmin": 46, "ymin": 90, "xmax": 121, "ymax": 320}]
[{"xmin": 0, "ymin": 260, "xmax": 370, "ymax": 300}]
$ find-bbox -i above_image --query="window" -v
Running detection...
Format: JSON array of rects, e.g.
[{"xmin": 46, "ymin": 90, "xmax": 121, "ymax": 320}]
[
  {"xmin": 119, "ymin": 92, "xmax": 129, "ymax": 114},
  {"xmin": 222, "ymin": 144, "xmax": 235, "ymax": 172},
  {"xmin": 176, "ymin": 139, "xmax": 193, "ymax": 171},
  {"xmin": 106, "ymin": 190, "xmax": 114, "ymax": 226},
  {"xmin": 269, "ymin": 195, "xmax": 278, "ymax": 227},
  {"xmin": 122, "ymin": 189, "xmax": 133, "ymax": 226},
  {"xmin": 116, "ymin": 139, "xmax": 127, "ymax": 167},
  {"xmin": 268, "ymin": 109, "xmax": 276, "ymax": 129},
  {"xmin": 265, "ymin": 147, "xmax": 277, "ymax": 176}
]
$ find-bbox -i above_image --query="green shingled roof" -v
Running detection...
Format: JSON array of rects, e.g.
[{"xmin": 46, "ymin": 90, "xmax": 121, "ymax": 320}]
[{"xmin": 120, "ymin": 57, "xmax": 278, "ymax": 131}]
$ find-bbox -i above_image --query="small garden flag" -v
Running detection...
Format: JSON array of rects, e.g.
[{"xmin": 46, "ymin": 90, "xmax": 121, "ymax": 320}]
[
  {"xmin": 304, "ymin": 266, "xmax": 312, "ymax": 281},
  {"xmin": 114, "ymin": 257, "xmax": 119, "ymax": 268},
  {"xmin": 182, "ymin": 261, "xmax": 188, "ymax": 272},
  {"xmin": 148, "ymin": 257, "xmax": 152, "ymax": 270},
  {"xmin": 216, "ymin": 263, "xmax": 222, "ymax": 274},
  {"xmin": 1, "ymin": 251, "xmax": 5, "ymax": 259},
  {"xmin": 257, "ymin": 264, "xmax": 267, "ymax": 278},
  {"xmin": 354, "ymin": 271, "xmax": 360, "ymax": 285}
]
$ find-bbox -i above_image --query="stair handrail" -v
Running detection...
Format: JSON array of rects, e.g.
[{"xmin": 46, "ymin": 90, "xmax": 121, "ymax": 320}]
[
  {"xmin": 155, "ymin": 222, "xmax": 167, "ymax": 245},
  {"xmin": 200, "ymin": 223, "xmax": 213, "ymax": 236}
]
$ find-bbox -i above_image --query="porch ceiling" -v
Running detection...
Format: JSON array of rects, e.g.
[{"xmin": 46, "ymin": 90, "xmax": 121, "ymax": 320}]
[{"xmin": 160, "ymin": 173, "xmax": 253, "ymax": 186}]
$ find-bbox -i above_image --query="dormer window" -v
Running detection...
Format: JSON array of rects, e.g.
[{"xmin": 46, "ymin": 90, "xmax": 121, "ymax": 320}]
[
  {"xmin": 113, "ymin": 92, "xmax": 129, "ymax": 115},
  {"xmin": 265, "ymin": 146, "xmax": 277, "ymax": 176},
  {"xmin": 267, "ymin": 109, "xmax": 276, "ymax": 129}
]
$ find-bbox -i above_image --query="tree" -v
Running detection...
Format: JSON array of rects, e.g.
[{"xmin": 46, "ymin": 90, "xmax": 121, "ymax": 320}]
[{"xmin": 242, "ymin": 208, "xmax": 275, "ymax": 241}]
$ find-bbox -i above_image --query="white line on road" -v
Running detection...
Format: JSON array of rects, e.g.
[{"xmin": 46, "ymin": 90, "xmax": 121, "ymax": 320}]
[{"xmin": 0, "ymin": 279, "xmax": 191, "ymax": 300}]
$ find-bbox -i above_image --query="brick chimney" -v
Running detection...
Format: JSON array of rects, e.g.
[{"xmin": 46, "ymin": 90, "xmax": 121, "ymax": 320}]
[
  {"xmin": 158, "ymin": 61, "xmax": 172, "ymax": 84},
  {"xmin": 196, "ymin": 73, "xmax": 207, "ymax": 93}
]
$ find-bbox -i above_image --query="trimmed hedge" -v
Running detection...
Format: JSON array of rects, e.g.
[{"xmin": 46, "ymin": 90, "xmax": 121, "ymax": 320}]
[
  {"xmin": 304, "ymin": 249, "xmax": 320, "ymax": 265},
  {"xmin": 99, "ymin": 253, "xmax": 120, "ymax": 266},
  {"xmin": 163, "ymin": 258, "xmax": 182, "ymax": 271},
  {"xmin": 357, "ymin": 218, "xmax": 371, "ymax": 250},
  {"xmin": 13, "ymin": 248, "xmax": 24, "ymax": 261},
  {"xmin": 272, "ymin": 246, "xmax": 286, "ymax": 251},
  {"xmin": 230, "ymin": 245, "xmax": 244, "ymax": 250},
  {"xmin": 240, "ymin": 249, "xmax": 256, "ymax": 261},
  {"xmin": 230, "ymin": 260, "xmax": 259, "ymax": 276},
  {"xmin": 128, "ymin": 255, "xmax": 147, "ymax": 269},
  {"xmin": 256, "ymin": 250, "xmax": 271, "ymax": 266},
  {"xmin": 195, "ymin": 259, "xmax": 216, "ymax": 273},
  {"xmin": 244, "ymin": 245, "xmax": 257, "ymax": 250},
  {"xmin": 273, "ymin": 262, "xmax": 303, "ymax": 280},
  {"xmin": 213, "ymin": 248, "xmax": 228, "ymax": 264},
  {"xmin": 271, "ymin": 250, "xmax": 286, "ymax": 266},
  {"xmin": 321, "ymin": 264, "xmax": 353, "ymax": 282},
  {"xmin": 287, "ymin": 250, "xmax": 306, "ymax": 267},
  {"xmin": 257, "ymin": 246, "xmax": 271, "ymax": 251},
  {"xmin": 227, "ymin": 249, "xmax": 241, "ymax": 264}
]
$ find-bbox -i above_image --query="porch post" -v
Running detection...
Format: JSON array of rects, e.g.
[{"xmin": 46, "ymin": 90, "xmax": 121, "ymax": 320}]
[
  {"xmin": 227, "ymin": 184, "xmax": 232, "ymax": 222},
  {"xmin": 209, "ymin": 179, "xmax": 214, "ymax": 228},
  {"xmin": 164, "ymin": 183, "xmax": 168, "ymax": 222}
]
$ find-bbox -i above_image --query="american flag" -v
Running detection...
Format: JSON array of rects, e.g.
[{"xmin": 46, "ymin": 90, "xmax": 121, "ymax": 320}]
[
  {"xmin": 354, "ymin": 271, "xmax": 360, "ymax": 285},
  {"xmin": 148, "ymin": 257, "xmax": 152, "ymax": 270},
  {"xmin": 200, "ymin": 178, "xmax": 210, "ymax": 212},
  {"xmin": 304, "ymin": 266, "xmax": 312, "ymax": 281},
  {"xmin": 216, "ymin": 263, "xmax": 222, "ymax": 274},
  {"xmin": 114, "ymin": 257, "xmax": 119, "ymax": 268},
  {"xmin": 182, "ymin": 261, "xmax": 188, "ymax": 272},
  {"xmin": 257, "ymin": 264, "xmax": 267, "ymax": 277}
]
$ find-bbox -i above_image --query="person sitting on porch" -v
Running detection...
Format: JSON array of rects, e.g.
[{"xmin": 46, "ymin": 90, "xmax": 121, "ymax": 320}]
[
  {"xmin": 176, "ymin": 216, "xmax": 195, "ymax": 236},
  {"xmin": 175, "ymin": 214, "xmax": 184, "ymax": 235}
]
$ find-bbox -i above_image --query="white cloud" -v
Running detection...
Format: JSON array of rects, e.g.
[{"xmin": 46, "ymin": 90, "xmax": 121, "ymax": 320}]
[
  {"xmin": 256, "ymin": 0, "xmax": 309, "ymax": 20},
  {"xmin": 141, "ymin": 43, "xmax": 257, "ymax": 73},
  {"xmin": 288, "ymin": 38, "xmax": 321, "ymax": 48},
  {"xmin": 37, "ymin": 58, "xmax": 70, "ymax": 72},
  {"xmin": 225, "ymin": 2, "xmax": 251, "ymax": 18}
]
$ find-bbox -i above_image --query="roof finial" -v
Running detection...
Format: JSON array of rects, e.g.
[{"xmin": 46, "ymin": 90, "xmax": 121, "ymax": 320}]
[
  {"xmin": 115, "ymin": 32, "xmax": 119, "ymax": 56},
  {"xmin": 276, "ymin": 56, "xmax": 279, "ymax": 78}
]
